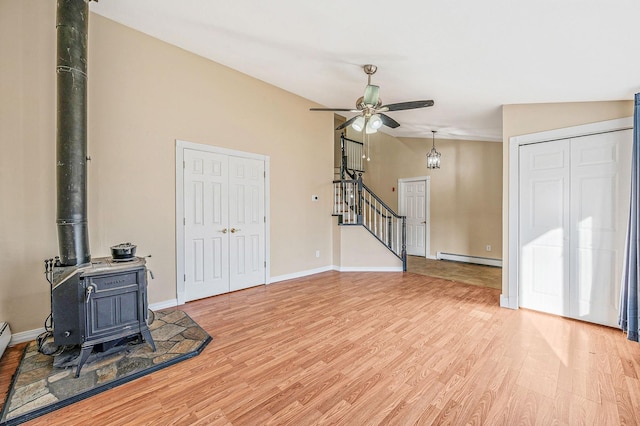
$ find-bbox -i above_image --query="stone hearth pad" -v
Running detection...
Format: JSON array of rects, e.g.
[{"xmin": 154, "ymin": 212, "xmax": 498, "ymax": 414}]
[{"xmin": 0, "ymin": 310, "xmax": 211, "ymax": 425}]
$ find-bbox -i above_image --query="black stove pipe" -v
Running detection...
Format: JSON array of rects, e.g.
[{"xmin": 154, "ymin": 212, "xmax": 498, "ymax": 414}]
[{"xmin": 56, "ymin": 0, "xmax": 91, "ymax": 266}]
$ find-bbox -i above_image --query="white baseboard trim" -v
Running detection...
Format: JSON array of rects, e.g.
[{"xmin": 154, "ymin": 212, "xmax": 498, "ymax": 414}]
[
  {"xmin": 10, "ymin": 327, "xmax": 45, "ymax": 346},
  {"xmin": 149, "ymin": 299, "xmax": 180, "ymax": 311},
  {"xmin": 269, "ymin": 264, "xmax": 403, "ymax": 282},
  {"xmin": 335, "ymin": 266, "xmax": 403, "ymax": 272},
  {"xmin": 500, "ymin": 294, "xmax": 518, "ymax": 310},
  {"xmin": 269, "ymin": 266, "xmax": 335, "ymax": 284},
  {"xmin": 436, "ymin": 251, "xmax": 502, "ymax": 267}
]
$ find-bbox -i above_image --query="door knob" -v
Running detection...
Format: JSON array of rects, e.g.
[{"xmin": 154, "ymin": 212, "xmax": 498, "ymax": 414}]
[
  {"xmin": 421, "ymin": 221, "xmax": 427, "ymax": 224},
  {"xmin": 220, "ymin": 228, "xmax": 228, "ymax": 233},
  {"xmin": 230, "ymin": 228, "xmax": 241, "ymax": 233}
]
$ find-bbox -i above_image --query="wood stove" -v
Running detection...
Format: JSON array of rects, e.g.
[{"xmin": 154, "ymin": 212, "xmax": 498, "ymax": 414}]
[
  {"xmin": 39, "ymin": 0, "xmax": 157, "ymax": 378},
  {"xmin": 47, "ymin": 256, "xmax": 156, "ymax": 377}
]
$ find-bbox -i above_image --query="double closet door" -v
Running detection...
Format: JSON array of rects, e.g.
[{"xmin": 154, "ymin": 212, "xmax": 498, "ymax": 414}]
[
  {"xmin": 184, "ymin": 149, "xmax": 265, "ymax": 301},
  {"xmin": 519, "ymin": 130, "xmax": 632, "ymax": 327}
]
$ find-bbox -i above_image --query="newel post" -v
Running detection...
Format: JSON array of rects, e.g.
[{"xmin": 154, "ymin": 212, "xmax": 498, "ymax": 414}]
[
  {"xmin": 357, "ymin": 173, "xmax": 363, "ymax": 224},
  {"xmin": 401, "ymin": 217, "xmax": 407, "ymax": 271}
]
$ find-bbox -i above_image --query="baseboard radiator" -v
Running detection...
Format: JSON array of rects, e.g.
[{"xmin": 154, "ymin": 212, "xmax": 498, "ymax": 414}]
[
  {"xmin": 0, "ymin": 322, "xmax": 11, "ymax": 359},
  {"xmin": 436, "ymin": 252, "xmax": 502, "ymax": 268}
]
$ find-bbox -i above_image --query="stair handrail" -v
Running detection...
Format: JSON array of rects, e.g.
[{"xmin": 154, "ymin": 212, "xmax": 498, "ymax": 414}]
[{"xmin": 361, "ymin": 182, "xmax": 397, "ymax": 220}]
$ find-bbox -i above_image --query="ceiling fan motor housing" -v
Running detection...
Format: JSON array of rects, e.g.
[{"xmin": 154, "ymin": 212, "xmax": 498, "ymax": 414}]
[{"xmin": 363, "ymin": 64, "xmax": 378, "ymax": 76}]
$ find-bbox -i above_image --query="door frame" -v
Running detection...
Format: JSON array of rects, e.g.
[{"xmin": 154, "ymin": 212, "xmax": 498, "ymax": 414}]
[
  {"xmin": 398, "ymin": 176, "xmax": 432, "ymax": 259},
  {"xmin": 503, "ymin": 117, "xmax": 632, "ymax": 310},
  {"xmin": 175, "ymin": 139, "xmax": 270, "ymax": 305}
]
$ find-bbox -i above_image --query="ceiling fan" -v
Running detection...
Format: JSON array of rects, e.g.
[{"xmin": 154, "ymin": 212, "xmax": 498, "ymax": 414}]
[{"xmin": 310, "ymin": 64, "xmax": 434, "ymax": 133}]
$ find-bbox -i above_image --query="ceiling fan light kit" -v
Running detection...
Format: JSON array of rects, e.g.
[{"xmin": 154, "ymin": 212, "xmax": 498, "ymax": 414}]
[
  {"xmin": 368, "ymin": 114, "xmax": 383, "ymax": 131},
  {"xmin": 352, "ymin": 116, "xmax": 365, "ymax": 132}
]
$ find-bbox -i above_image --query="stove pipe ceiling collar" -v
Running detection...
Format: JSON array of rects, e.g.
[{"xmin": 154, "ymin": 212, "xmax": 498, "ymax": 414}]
[{"xmin": 56, "ymin": 0, "xmax": 92, "ymax": 266}]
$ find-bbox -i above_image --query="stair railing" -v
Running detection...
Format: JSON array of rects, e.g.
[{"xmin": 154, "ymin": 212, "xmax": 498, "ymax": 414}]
[
  {"xmin": 332, "ymin": 174, "xmax": 406, "ymax": 271},
  {"xmin": 333, "ymin": 179, "xmax": 359, "ymax": 225},
  {"xmin": 340, "ymin": 134, "xmax": 364, "ymax": 179}
]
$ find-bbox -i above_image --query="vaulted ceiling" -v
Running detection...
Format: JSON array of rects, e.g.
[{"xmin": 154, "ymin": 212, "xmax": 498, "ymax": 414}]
[{"xmin": 92, "ymin": 1, "xmax": 640, "ymax": 142}]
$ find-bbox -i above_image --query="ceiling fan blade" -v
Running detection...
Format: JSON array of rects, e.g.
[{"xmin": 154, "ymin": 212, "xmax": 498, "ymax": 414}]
[
  {"xmin": 310, "ymin": 107, "xmax": 357, "ymax": 112},
  {"xmin": 335, "ymin": 115, "xmax": 360, "ymax": 130},
  {"xmin": 380, "ymin": 100, "xmax": 434, "ymax": 112},
  {"xmin": 363, "ymin": 85, "xmax": 380, "ymax": 106},
  {"xmin": 380, "ymin": 113, "xmax": 400, "ymax": 129}
]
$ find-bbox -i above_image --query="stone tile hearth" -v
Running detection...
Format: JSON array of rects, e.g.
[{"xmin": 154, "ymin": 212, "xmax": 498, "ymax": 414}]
[{"xmin": 1, "ymin": 310, "xmax": 210, "ymax": 425}]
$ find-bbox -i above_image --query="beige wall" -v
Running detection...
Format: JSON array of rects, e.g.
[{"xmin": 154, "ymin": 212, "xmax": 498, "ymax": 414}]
[
  {"xmin": 347, "ymin": 129, "xmax": 503, "ymax": 259},
  {"xmin": 501, "ymin": 100, "xmax": 634, "ymax": 298},
  {"xmin": 0, "ymin": 3, "xmax": 334, "ymax": 333},
  {"xmin": 339, "ymin": 226, "xmax": 403, "ymax": 269}
]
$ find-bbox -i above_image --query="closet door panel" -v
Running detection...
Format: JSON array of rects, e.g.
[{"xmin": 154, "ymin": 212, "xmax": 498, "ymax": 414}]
[
  {"xmin": 569, "ymin": 130, "xmax": 632, "ymax": 326},
  {"xmin": 519, "ymin": 140, "xmax": 571, "ymax": 316}
]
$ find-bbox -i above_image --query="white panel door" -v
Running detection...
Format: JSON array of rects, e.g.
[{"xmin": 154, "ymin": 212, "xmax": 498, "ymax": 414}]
[
  {"xmin": 569, "ymin": 130, "xmax": 632, "ymax": 326},
  {"xmin": 519, "ymin": 129, "xmax": 632, "ymax": 326},
  {"xmin": 184, "ymin": 149, "xmax": 229, "ymax": 300},
  {"xmin": 519, "ymin": 140, "xmax": 571, "ymax": 316},
  {"xmin": 228, "ymin": 156, "xmax": 265, "ymax": 291},
  {"xmin": 184, "ymin": 150, "xmax": 266, "ymax": 301},
  {"xmin": 401, "ymin": 180, "xmax": 428, "ymax": 257}
]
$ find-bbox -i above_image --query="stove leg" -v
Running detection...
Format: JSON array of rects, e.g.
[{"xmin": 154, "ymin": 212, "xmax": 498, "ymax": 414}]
[
  {"xmin": 141, "ymin": 328, "xmax": 156, "ymax": 352},
  {"xmin": 75, "ymin": 344, "xmax": 93, "ymax": 377}
]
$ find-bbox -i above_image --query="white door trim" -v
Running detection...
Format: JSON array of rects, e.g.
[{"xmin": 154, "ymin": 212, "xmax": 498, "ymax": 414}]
[
  {"xmin": 176, "ymin": 139, "xmax": 271, "ymax": 306},
  {"xmin": 504, "ymin": 117, "xmax": 633, "ymax": 310},
  {"xmin": 398, "ymin": 176, "xmax": 432, "ymax": 259}
]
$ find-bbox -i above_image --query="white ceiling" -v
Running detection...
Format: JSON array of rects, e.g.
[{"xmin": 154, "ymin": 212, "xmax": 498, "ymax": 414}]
[{"xmin": 91, "ymin": 0, "xmax": 640, "ymax": 142}]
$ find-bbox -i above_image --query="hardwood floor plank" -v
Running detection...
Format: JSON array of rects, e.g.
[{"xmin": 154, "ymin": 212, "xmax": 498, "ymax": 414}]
[
  {"xmin": 310, "ymin": 399, "xmax": 352, "ymax": 425},
  {"xmin": 482, "ymin": 366, "xmax": 522, "ymax": 424},
  {"xmin": 567, "ymin": 394, "xmax": 599, "ymax": 425},
  {"xmin": 615, "ymin": 383, "xmax": 639, "ymax": 425},
  {"xmin": 392, "ymin": 373, "xmax": 445, "ymax": 424},
  {"xmin": 464, "ymin": 364, "xmax": 510, "ymax": 425},
  {"xmin": 0, "ymin": 342, "xmax": 25, "ymax": 405},
  {"xmin": 516, "ymin": 352, "xmax": 560, "ymax": 398},
  {"xmin": 624, "ymin": 376, "xmax": 640, "ymax": 424}
]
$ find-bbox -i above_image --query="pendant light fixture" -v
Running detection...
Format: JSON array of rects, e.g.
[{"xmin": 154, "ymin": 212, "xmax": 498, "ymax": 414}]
[{"xmin": 427, "ymin": 130, "xmax": 441, "ymax": 169}]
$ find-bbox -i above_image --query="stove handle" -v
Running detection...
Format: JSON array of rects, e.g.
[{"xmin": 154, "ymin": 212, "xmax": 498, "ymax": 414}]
[{"xmin": 85, "ymin": 285, "xmax": 95, "ymax": 304}]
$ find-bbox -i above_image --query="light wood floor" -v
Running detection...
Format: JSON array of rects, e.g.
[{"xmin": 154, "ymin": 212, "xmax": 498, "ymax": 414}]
[
  {"xmin": 407, "ymin": 256, "xmax": 502, "ymax": 290},
  {"xmin": 2, "ymin": 271, "xmax": 640, "ymax": 425}
]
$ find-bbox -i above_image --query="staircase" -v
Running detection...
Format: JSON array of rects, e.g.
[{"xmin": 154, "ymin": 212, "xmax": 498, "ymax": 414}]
[{"xmin": 333, "ymin": 135, "xmax": 407, "ymax": 271}]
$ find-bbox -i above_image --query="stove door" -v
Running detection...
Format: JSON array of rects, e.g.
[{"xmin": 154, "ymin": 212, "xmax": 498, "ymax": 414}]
[{"xmin": 84, "ymin": 268, "xmax": 145, "ymax": 343}]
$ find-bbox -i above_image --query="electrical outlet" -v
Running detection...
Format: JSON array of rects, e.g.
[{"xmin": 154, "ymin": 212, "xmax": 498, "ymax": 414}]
[
  {"xmin": 486, "ymin": 245, "xmax": 492, "ymax": 252},
  {"xmin": 315, "ymin": 250, "xmax": 320, "ymax": 258}
]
